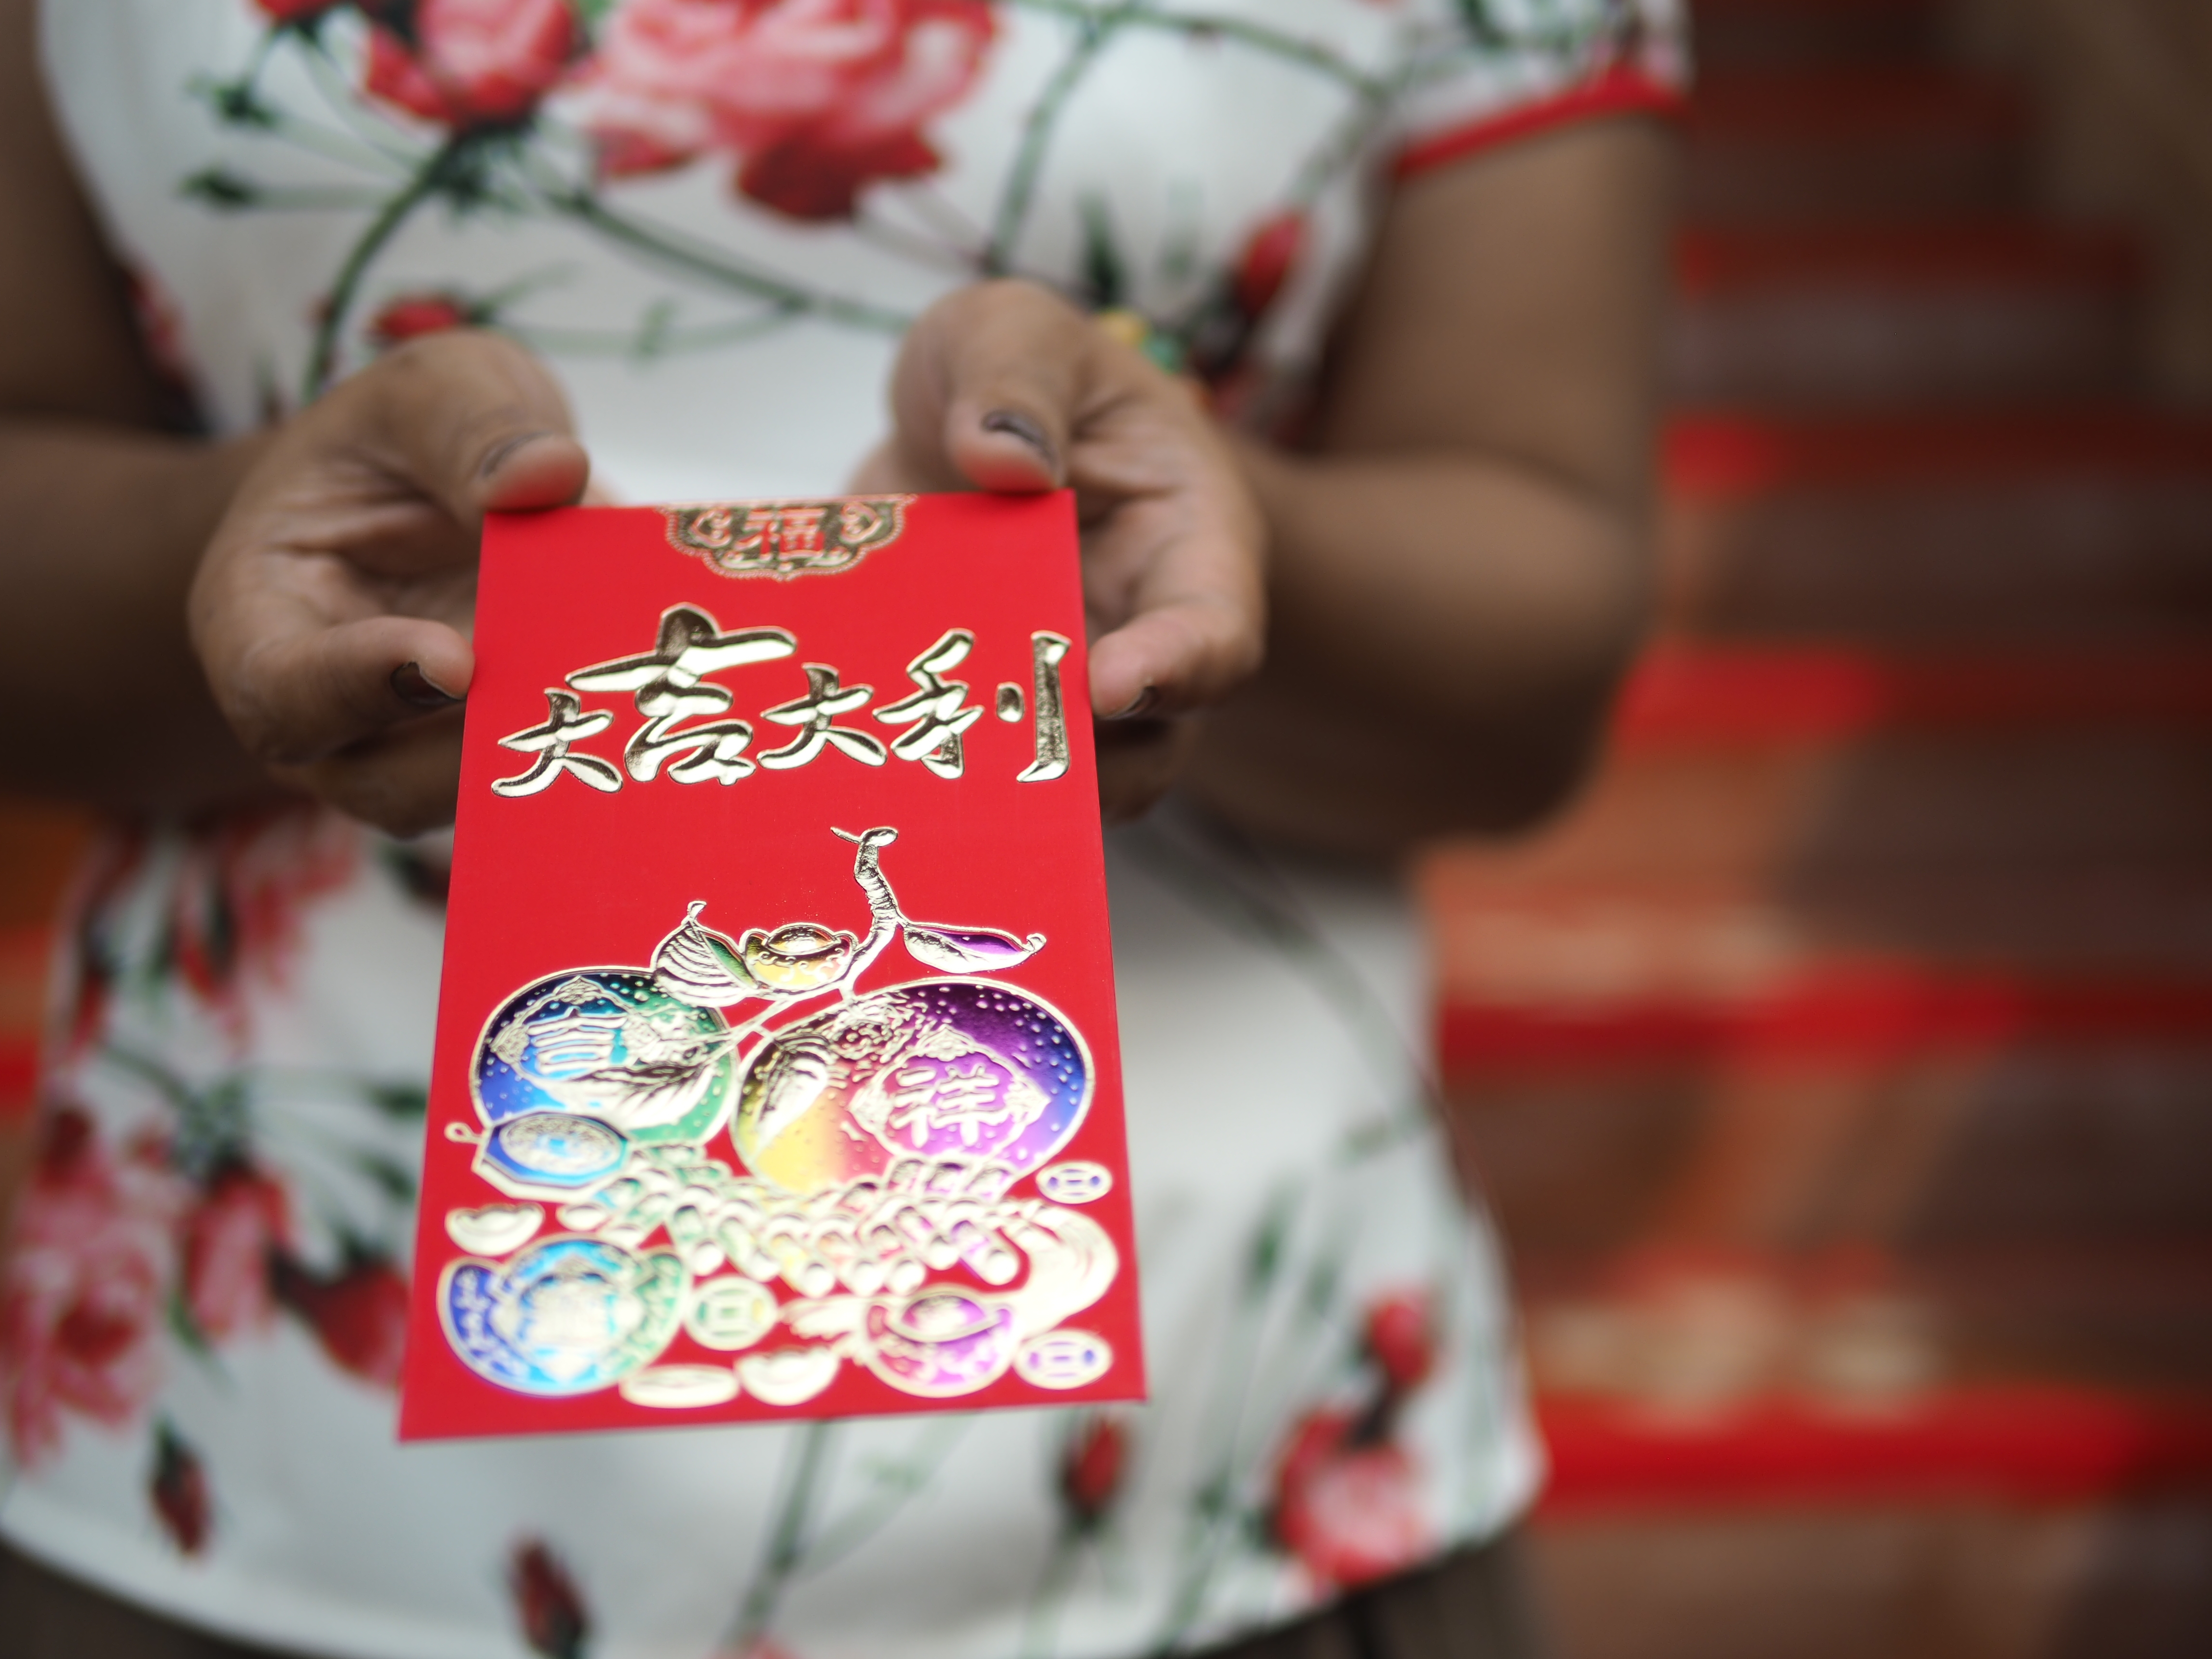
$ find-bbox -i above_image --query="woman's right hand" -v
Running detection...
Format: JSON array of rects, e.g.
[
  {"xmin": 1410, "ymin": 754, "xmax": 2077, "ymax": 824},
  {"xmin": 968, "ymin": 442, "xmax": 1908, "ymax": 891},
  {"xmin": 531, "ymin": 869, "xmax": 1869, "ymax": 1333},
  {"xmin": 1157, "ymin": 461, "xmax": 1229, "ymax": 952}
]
[
  {"xmin": 189, "ymin": 332, "xmax": 589, "ymax": 837},
  {"xmin": 853, "ymin": 280, "xmax": 1267, "ymax": 822}
]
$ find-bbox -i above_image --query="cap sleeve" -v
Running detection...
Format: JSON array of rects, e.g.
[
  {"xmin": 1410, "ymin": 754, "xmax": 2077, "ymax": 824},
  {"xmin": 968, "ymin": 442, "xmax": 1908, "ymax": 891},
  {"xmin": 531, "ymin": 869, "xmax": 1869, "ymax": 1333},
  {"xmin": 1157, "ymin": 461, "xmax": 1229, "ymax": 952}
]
[{"xmin": 1382, "ymin": 0, "xmax": 1691, "ymax": 181}]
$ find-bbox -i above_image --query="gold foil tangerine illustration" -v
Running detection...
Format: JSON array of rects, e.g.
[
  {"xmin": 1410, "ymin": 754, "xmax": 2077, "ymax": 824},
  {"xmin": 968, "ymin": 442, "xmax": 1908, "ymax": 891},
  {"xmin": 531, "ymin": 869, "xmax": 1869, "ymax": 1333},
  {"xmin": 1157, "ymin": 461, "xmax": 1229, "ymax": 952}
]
[
  {"xmin": 456, "ymin": 819, "xmax": 1099, "ymax": 1407},
  {"xmin": 737, "ymin": 991, "xmax": 1054, "ymax": 1181},
  {"xmin": 662, "ymin": 497, "xmax": 914, "ymax": 580},
  {"xmin": 472, "ymin": 823, "xmax": 1048, "ymax": 1197}
]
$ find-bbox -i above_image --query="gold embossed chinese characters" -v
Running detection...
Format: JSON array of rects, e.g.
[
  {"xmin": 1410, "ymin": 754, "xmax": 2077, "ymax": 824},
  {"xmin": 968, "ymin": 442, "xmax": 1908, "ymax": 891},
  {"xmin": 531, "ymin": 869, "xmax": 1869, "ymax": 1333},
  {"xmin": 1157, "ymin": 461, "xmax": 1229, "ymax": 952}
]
[{"xmin": 493, "ymin": 604, "xmax": 1073, "ymax": 793}]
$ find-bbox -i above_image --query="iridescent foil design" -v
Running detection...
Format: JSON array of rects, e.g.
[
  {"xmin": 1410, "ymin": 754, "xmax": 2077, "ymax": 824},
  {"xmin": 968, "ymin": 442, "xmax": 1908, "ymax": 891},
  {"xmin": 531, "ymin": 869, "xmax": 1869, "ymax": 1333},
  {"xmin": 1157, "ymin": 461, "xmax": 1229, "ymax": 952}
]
[
  {"xmin": 734, "ymin": 980, "xmax": 1090, "ymax": 1195},
  {"xmin": 440, "ymin": 1237, "xmax": 685, "ymax": 1395},
  {"xmin": 448, "ymin": 825, "xmax": 1113, "ymax": 1408},
  {"xmin": 474, "ymin": 971, "xmax": 735, "ymax": 1150}
]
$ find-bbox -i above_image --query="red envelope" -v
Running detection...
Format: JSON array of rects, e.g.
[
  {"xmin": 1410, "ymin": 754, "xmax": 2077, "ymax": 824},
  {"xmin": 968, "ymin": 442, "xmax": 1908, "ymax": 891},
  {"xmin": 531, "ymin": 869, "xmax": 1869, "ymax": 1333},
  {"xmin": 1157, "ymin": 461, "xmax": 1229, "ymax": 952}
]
[{"xmin": 399, "ymin": 493, "xmax": 1143, "ymax": 1439}]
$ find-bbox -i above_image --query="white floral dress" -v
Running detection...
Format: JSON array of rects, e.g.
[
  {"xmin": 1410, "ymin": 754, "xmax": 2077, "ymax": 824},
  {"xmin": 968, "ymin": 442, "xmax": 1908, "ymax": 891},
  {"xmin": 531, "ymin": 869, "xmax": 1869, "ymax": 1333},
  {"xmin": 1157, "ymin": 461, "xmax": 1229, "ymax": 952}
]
[{"xmin": 1, "ymin": 4, "xmax": 1683, "ymax": 1658}]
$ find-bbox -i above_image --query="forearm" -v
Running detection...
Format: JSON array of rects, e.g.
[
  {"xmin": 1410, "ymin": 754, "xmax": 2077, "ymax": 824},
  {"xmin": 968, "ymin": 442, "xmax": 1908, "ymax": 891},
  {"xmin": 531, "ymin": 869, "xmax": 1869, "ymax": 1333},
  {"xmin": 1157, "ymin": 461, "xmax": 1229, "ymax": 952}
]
[
  {"xmin": 1187, "ymin": 439, "xmax": 1649, "ymax": 857},
  {"xmin": 0, "ymin": 419, "xmax": 274, "ymax": 811},
  {"xmin": 1181, "ymin": 119, "xmax": 1675, "ymax": 859}
]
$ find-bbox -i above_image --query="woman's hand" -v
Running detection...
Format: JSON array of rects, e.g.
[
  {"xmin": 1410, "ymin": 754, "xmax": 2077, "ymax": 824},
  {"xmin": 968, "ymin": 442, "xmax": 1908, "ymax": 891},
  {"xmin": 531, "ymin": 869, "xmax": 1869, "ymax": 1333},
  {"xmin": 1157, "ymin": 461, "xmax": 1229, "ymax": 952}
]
[
  {"xmin": 855, "ymin": 280, "xmax": 1266, "ymax": 822},
  {"xmin": 192, "ymin": 288, "xmax": 1263, "ymax": 837},
  {"xmin": 189, "ymin": 332, "xmax": 589, "ymax": 837}
]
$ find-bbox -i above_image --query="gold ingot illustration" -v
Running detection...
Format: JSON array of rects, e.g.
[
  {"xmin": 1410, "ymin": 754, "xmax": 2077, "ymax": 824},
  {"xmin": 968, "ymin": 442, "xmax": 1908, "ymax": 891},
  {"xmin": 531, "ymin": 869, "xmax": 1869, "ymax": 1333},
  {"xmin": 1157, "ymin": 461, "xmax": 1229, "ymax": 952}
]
[{"xmin": 738, "ymin": 923, "xmax": 859, "ymax": 992}]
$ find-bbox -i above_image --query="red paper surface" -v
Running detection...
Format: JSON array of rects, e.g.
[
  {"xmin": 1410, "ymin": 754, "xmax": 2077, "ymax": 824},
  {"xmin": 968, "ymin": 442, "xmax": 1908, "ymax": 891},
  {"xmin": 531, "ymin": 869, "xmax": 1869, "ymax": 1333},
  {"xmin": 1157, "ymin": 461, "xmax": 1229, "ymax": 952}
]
[{"xmin": 400, "ymin": 493, "xmax": 1142, "ymax": 1439}]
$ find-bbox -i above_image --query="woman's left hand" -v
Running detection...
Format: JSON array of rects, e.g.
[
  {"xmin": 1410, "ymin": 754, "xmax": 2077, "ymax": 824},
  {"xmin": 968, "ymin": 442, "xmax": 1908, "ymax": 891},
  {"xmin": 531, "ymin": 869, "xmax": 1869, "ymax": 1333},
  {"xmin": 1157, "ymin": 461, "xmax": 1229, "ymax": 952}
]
[{"xmin": 854, "ymin": 280, "xmax": 1266, "ymax": 822}]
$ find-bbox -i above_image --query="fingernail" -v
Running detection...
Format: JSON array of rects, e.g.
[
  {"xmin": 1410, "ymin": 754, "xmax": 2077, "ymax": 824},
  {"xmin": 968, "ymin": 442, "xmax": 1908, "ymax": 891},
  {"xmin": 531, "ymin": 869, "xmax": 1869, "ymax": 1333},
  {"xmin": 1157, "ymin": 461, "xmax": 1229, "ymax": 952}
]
[
  {"xmin": 392, "ymin": 662, "xmax": 462, "ymax": 709},
  {"xmin": 478, "ymin": 430, "xmax": 553, "ymax": 480},
  {"xmin": 981, "ymin": 409, "xmax": 1058, "ymax": 473},
  {"xmin": 1104, "ymin": 686, "xmax": 1157, "ymax": 721}
]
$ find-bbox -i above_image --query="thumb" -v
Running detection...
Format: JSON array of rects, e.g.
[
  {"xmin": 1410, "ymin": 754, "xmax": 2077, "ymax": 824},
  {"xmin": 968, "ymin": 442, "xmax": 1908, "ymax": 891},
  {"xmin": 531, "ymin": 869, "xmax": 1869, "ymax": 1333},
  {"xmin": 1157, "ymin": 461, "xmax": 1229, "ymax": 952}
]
[
  {"xmin": 891, "ymin": 280, "xmax": 1090, "ymax": 493},
  {"xmin": 199, "ymin": 332, "xmax": 588, "ymax": 769},
  {"xmin": 362, "ymin": 328, "xmax": 589, "ymax": 525}
]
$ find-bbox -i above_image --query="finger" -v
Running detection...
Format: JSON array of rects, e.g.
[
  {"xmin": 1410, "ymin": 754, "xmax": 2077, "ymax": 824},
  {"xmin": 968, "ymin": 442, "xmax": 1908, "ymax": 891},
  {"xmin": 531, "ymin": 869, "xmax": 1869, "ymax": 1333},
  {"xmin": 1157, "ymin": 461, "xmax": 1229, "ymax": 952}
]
[
  {"xmin": 1094, "ymin": 718, "xmax": 1194, "ymax": 825},
  {"xmin": 845, "ymin": 436, "xmax": 905, "ymax": 494},
  {"xmin": 1089, "ymin": 592, "xmax": 1261, "ymax": 722},
  {"xmin": 1082, "ymin": 484, "xmax": 1267, "ymax": 719},
  {"xmin": 1065, "ymin": 383, "xmax": 1267, "ymax": 720},
  {"xmin": 229, "ymin": 613, "xmax": 474, "ymax": 767},
  {"xmin": 890, "ymin": 281, "xmax": 1087, "ymax": 493},
  {"xmin": 361, "ymin": 330, "xmax": 589, "ymax": 524},
  {"xmin": 197, "ymin": 332, "xmax": 584, "ymax": 768},
  {"xmin": 280, "ymin": 705, "xmax": 468, "ymax": 838}
]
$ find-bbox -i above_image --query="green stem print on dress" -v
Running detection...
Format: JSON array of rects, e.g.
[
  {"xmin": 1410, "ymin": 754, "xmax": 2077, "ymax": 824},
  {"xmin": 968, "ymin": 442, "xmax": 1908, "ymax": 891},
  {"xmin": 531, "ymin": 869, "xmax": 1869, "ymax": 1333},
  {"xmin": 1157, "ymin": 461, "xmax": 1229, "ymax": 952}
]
[
  {"xmin": 305, "ymin": 135, "xmax": 481, "ymax": 397},
  {"xmin": 1021, "ymin": 1409, "xmax": 1130, "ymax": 1659},
  {"xmin": 721, "ymin": 1417, "xmax": 973, "ymax": 1656},
  {"xmin": 529, "ymin": 175, "xmax": 912, "ymax": 336},
  {"xmin": 728, "ymin": 1420, "xmax": 838, "ymax": 1656},
  {"xmin": 176, "ymin": 0, "xmax": 1473, "ymax": 393},
  {"xmin": 982, "ymin": 3, "xmax": 1127, "ymax": 276}
]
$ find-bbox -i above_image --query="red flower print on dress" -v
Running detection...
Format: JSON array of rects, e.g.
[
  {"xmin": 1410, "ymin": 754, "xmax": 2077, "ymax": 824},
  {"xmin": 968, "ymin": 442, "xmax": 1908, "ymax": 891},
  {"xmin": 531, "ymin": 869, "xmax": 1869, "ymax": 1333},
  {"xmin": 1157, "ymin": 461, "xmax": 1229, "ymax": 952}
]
[
  {"xmin": 1, "ymin": 1108, "xmax": 186, "ymax": 1467},
  {"xmin": 1268, "ymin": 1287, "xmax": 1444, "ymax": 1588},
  {"xmin": 151, "ymin": 1420, "xmax": 214, "ymax": 1555},
  {"xmin": 273, "ymin": 1250, "xmax": 410, "ymax": 1389},
  {"xmin": 575, "ymin": 0, "xmax": 998, "ymax": 221},
  {"xmin": 255, "ymin": 0, "xmax": 340, "ymax": 24},
  {"xmin": 1270, "ymin": 1409, "xmax": 1432, "ymax": 1591},
  {"xmin": 1059, "ymin": 1412, "xmax": 1128, "ymax": 1529},
  {"xmin": 364, "ymin": 0, "xmax": 578, "ymax": 130},
  {"xmin": 370, "ymin": 291, "xmax": 479, "ymax": 348},
  {"xmin": 510, "ymin": 1537, "xmax": 591, "ymax": 1659},
  {"xmin": 52, "ymin": 828, "xmax": 151, "ymax": 1071},
  {"xmin": 121, "ymin": 265, "xmax": 202, "ymax": 405},
  {"xmin": 1231, "ymin": 212, "xmax": 1305, "ymax": 322},
  {"xmin": 167, "ymin": 803, "xmax": 359, "ymax": 1044},
  {"xmin": 180, "ymin": 1163, "xmax": 289, "ymax": 1342},
  {"xmin": 1364, "ymin": 1290, "xmax": 1436, "ymax": 1398}
]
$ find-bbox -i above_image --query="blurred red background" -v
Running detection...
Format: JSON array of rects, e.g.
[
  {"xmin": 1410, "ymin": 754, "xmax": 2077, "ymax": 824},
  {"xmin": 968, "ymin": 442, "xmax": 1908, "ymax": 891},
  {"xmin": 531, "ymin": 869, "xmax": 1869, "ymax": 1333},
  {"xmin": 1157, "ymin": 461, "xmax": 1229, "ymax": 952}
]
[{"xmin": 1422, "ymin": 1, "xmax": 2212, "ymax": 1654}]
